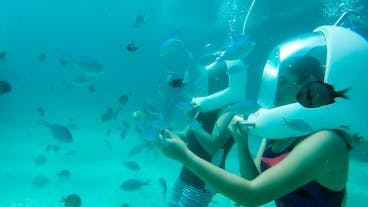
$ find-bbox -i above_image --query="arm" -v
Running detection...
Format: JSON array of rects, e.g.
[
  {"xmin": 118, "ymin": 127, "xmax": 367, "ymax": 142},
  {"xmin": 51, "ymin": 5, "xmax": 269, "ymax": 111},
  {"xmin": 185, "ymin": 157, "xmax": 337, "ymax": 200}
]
[
  {"xmin": 191, "ymin": 111, "xmax": 234, "ymax": 155},
  {"xmin": 175, "ymin": 126, "xmax": 190, "ymax": 142},
  {"xmin": 228, "ymin": 115, "xmax": 260, "ymax": 180},
  {"xmin": 159, "ymin": 130, "xmax": 348, "ymax": 206}
]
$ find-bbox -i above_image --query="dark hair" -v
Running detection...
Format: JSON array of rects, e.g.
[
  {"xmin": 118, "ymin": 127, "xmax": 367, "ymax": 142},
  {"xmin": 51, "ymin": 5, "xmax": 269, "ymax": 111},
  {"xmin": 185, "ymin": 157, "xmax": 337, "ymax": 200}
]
[{"xmin": 285, "ymin": 55, "xmax": 324, "ymax": 83}]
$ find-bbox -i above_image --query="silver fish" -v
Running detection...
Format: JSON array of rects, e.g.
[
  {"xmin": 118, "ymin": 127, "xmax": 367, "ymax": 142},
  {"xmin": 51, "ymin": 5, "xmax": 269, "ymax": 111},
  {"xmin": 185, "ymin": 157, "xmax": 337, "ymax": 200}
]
[
  {"xmin": 120, "ymin": 179, "xmax": 150, "ymax": 191},
  {"xmin": 122, "ymin": 161, "xmax": 141, "ymax": 171},
  {"xmin": 202, "ymin": 36, "xmax": 255, "ymax": 68},
  {"xmin": 216, "ymin": 35, "xmax": 255, "ymax": 62},
  {"xmin": 158, "ymin": 177, "xmax": 167, "ymax": 198},
  {"xmin": 60, "ymin": 56, "xmax": 104, "ymax": 76}
]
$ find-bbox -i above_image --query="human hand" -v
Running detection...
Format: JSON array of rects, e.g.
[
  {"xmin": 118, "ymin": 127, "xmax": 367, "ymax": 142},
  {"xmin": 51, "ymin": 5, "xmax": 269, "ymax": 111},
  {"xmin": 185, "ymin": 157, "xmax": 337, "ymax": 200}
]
[
  {"xmin": 157, "ymin": 129, "xmax": 190, "ymax": 163},
  {"xmin": 228, "ymin": 115, "xmax": 249, "ymax": 145}
]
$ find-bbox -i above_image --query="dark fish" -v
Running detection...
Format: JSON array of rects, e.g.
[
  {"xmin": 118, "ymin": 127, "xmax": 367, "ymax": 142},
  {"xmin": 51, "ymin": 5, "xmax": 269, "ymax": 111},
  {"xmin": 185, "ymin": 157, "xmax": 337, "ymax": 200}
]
[
  {"xmin": 100, "ymin": 111, "xmax": 113, "ymax": 122},
  {"xmin": 122, "ymin": 120, "xmax": 131, "ymax": 129},
  {"xmin": 168, "ymin": 78, "xmax": 186, "ymax": 88},
  {"xmin": 46, "ymin": 144, "xmax": 60, "ymax": 152},
  {"xmin": 126, "ymin": 41, "xmax": 139, "ymax": 52},
  {"xmin": 0, "ymin": 51, "xmax": 7, "ymax": 60},
  {"xmin": 133, "ymin": 14, "xmax": 147, "ymax": 28},
  {"xmin": 57, "ymin": 169, "xmax": 72, "ymax": 179},
  {"xmin": 121, "ymin": 203, "xmax": 130, "ymax": 207},
  {"xmin": 88, "ymin": 84, "xmax": 96, "ymax": 93},
  {"xmin": 40, "ymin": 120, "xmax": 73, "ymax": 143},
  {"xmin": 119, "ymin": 92, "xmax": 131, "ymax": 105},
  {"xmin": 122, "ymin": 161, "xmax": 141, "ymax": 171},
  {"xmin": 106, "ymin": 128, "xmax": 112, "ymax": 136},
  {"xmin": 297, "ymin": 81, "xmax": 350, "ymax": 108},
  {"xmin": 32, "ymin": 174, "xmax": 49, "ymax": 188},
  {"xmin": 59, "ymin": 58, "xmax": 69, "ymax": 67},
  {"xmin": 158, "ymin": 177, "xmax": 167, "ymax": 198},
  {"xmin": 62, "ymin": 194, "xmax": 82, "ymax": 207},
  {"xmin": 37, "ymin": 107, "xmax": 45, "ymax": 117},
  {"xmin": 120, "ymin": 179, "xmax": 150, "ymax": 191},
  {"xmin": 120, "ymin": 128, "xmax": 128, "ymax": 140},
  {"xmin": 0, "ymin": 81, "xmax": 12, "ymax": 94},
  {"xmin": 39, "ymin": 52, "xmax": 46, "ymax": 62},
  {"xmin": 34, "ymin": 155, "xmax": 47, "ymax": 166}
]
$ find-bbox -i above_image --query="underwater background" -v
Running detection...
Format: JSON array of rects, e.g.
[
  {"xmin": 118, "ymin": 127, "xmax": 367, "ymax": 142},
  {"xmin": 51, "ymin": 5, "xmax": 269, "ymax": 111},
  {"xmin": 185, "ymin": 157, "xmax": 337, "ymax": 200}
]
[{"xmin": 1, "ymin": 0, "xmax": 367, "ymax": 206}]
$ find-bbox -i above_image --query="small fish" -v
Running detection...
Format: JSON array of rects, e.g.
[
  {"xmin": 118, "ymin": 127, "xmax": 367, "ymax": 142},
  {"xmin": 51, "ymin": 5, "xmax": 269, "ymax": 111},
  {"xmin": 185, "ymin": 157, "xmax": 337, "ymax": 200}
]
[
  {"xmin": 32, "ymin": 174, "xmax": 49, "ymax": 188},
  {"xmin": 122, "ymin": 161, "xmax": 141, "ymax": 171},
  {"xmin": 121, "ymin": 203, "xmax": 131, "ymax": 207},
  {"xmin": 203, "ymin": 36, "xmax": 255, "ymax": 67},
  {"xmin": 106, "ymin": 128, "xmax": 112, "ymax": 136},
  {"xmin": 119, "ymin": 92, "xmax": 131, "ymax": 105},
  {"xmin": 126, "ymin": 41, "xmax": 139, "ymax": 52},
  {"xmin": 168, "ymin": 78, "xmax": 186, "ymax": 88},
  {"xmin": 46, "ymin": 144, "xmax": 60, "ymax": 152},
  {"xmin": 39, "ymin": 52, "xmax": 46, "ymax": 62},
  {"xmin": 62, "ymin": 194, "xmax": 82, "ymax": 207},
  {"xmin": 34, "ymin": 155, "xmax": 47, "ymax": 166},
  {"xmin": 0, "ymin": 80, "xmax": 12, "ymax": 94},
  {"xmin": 0, "ymin": 51, "xmax": 7, "ymax": 60},
  {"xmin": 204, "ymin": 43, "xmax": 211, "ymax": 48},
  {"xmin": 217, "ymin": 35, "xmax": 255, "ymax": 62},
  {"xmin": 57, "ymin": 169, "xmax": 72, "ymax": 179},
  {"xmin": 88, "ymin": 84, "xmax": 96, "ymax": 93},
  {"xmin": 60, "ymin": 56, "xmax": 104, "ymax": 76},
  {"xmin": 282, "ymin": 117, "xmax": 313, "ymax": 132},
  {"xmin": 70, "ymin": 76, "xmax": 93, "ymax": 86},
  {"xmin": 104, "ymin": 139, "xmax": 113, "ymax": 152},
  {"xmin": 122, "ymin": 120, "xmax": 131, "ymax": 129},
  {"xmin": 37, "ymin": 106, "xmax": 45, "ymax": 117},
  {"xmin": 59, "ymin": 58, "xmax": 69, "ymax": 66},
  {"xmin": 120, "ymin": 128, "xmax": 128, "ymax": 140},
  {"xmin": 158, "ymin": 177, "xmax": 167, "ymax": 198},
  {"xmin": 100, "ymin": 110, "xmax": 113, "ymax": 122},
  {"xmin": 120, "ymin": 179, "xmax": 150, "ymax": 191},
  {"xmin": 297, "ymin": 81, "xmax": 350, "ymax": 108},
  {"xmin": 133, "ymin": 14, "xmax": 148, "ymax": 28},
  {"xmin": 40, "ymin": 120, "xmax": 73, "ymax": 143}
]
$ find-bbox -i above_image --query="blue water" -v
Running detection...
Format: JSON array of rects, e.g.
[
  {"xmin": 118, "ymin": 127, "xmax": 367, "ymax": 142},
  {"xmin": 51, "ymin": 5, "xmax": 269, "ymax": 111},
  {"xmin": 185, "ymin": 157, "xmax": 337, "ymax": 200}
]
[{"xmin": 1, "ymin": 0, "xmax": 367, "ymax": 206}]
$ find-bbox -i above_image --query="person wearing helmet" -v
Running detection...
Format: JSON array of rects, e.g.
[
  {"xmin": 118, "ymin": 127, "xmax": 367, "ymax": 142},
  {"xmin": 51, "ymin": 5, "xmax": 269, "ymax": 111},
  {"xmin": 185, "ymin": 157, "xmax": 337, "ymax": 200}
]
[
  {"xmin": 168, "ymin": 61, "xmax": 235, "ymax": 207},
  {"xmin": 158, "ymin": 26, "xmax": 368, "ymax": 207}
]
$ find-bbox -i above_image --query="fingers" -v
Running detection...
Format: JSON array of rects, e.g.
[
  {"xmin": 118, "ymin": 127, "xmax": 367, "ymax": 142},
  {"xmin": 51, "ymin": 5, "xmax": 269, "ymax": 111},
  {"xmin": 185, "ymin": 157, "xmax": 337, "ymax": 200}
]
[{"xmin": 157, "ymin": 131, "xmax": 166, "ymax": 148}]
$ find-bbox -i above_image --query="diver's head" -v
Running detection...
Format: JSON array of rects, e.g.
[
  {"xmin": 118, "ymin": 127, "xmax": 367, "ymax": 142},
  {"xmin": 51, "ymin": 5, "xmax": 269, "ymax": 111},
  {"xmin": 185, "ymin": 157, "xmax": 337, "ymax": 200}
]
[
  {"xmin": 248, "ymin": 25, "xmax": 368, "ymax": 141},
  {"xmin": 274, "ymin": 55, "xmax": 324, "ymax": 106},
  {"xmin": 257, "ymin": 32, "xmax": 327, "ymax": 108}
]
